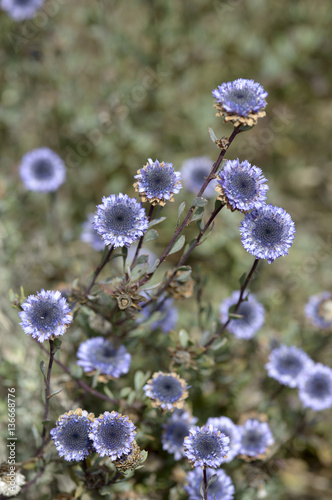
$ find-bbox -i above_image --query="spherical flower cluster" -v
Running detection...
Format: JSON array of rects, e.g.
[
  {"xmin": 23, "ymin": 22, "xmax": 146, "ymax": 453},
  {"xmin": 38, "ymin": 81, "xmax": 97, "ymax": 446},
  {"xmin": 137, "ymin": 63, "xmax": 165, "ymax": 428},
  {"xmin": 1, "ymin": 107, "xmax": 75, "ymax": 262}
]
[
  {"xmin": 216, "ymin": 159, "xmax": 269, "ymax": 212},
  {"xmin": 134, "ymin": 158, "xmax": 182, "ymax": 206},
  {"xmin": 304, "ymin": 292, "xmax": 332, "ymax": 330},
  {"xmin": 185, "ymin": 468, "xmax": 235, "ymax": 500},
  {"xmin": 162, "ymin": 410, "xmax": 198, "ymax": 460},
  {"xmin": 81, "ymin": 214, "xmax": 105, "ymax": 251},
  {"xmin": 239, "ymin": 204, "xmax": 296, "ymax": 264},
  {"xmin": 184, "ymin": 425, "xmax": 230, "ymax": 468},
  {"xmin": 206, "ymin": 417, "xmax": 242, "ymax": 462},
  {"xmin": 298, "ymin": 363, "xmax": 332, "ymax": 411},
  {"xmin": 239, "ymin": 419, "xmax": 274, "ymax": 458},
  {"xmin": 143, "ymin": 372, "xmax": 189, "ymax": 411},
  {"xmin": 19, "ymin": 147, "xmax": 66, "ymax": 192},
  {"xmin": 0, "ymin": 0, "xmax": 45, "ymax": 21},
  {"xmin": 50, "ymin": 409, "xmax": 95, "ymax": 462},
  {"xmin": 265, "ymin": 345, "xmax": 313, "ymax": 388},
  {"xmin": 94, "ymin": 193, "xmax": 149, "ymax": 248},
  {"xmin": 181, "ymin": 156, "xmax": 217, "ymax": 198},
  {"xmin": 76, "ymin": 337, "xmax": 131, "ymax": 379},
  {"xmin": 219, "ymin": 290, "xmax": 265, "ymax": 340},
  {"xmin": 89, "ymin": 411, "xmax": 136, "ymax": 460},
  {"xmin": 136, "ymin": 294, "xmax": 178, "ymax": 333},
  {"xmin": 19, "ymin": 289, "xmax": 72, "ymax": 343},
  {"xmin": 212, "ymin": 78, "xmax": 268, "ymax": 127}
]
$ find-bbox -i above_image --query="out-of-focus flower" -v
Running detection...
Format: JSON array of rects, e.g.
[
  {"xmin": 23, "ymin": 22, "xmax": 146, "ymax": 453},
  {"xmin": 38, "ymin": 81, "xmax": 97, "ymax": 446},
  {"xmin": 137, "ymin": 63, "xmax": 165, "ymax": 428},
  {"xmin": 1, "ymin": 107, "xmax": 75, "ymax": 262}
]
[
  {"xmin": 239, "ymin": 419, "xmax": 274, "ymax": 458},
  {"xmin": 265, "ymin": 345, "xmax": 313, "ymax": 388},
  {"xmin": 81, "ymin": 214, "xmax": 105, "ymax": 251},
  {"xmin": 298, "ymin": 363, "xmax": 332, "ymax": 411},
  {"xmin": 219, "ymin": 290, "xmax": 265, "ymax": 340},
  {"xmin": 185, "ymin": 467, "xmax": 235, "ymax": 500},
  {"xmin": 181, "ymin": 156, "xmax": 217, "ymax": 197},
  {"xmin": 162, "ymin": 410, "xmax": 198, "ymax": 460},
  {"xmin": 304, "ymin": 292, "xmax": 332, "ymax": 330},
  {"xmin": 19, "ymin": 147, "xmax": 66, "ymax": 192},
  {"xmin": 206, "ymin": 417, "xmax": 242, "ymax": 462},
  {"xmin": 1, "ymin": 0, "xmax": 45, "ymax": 21}
]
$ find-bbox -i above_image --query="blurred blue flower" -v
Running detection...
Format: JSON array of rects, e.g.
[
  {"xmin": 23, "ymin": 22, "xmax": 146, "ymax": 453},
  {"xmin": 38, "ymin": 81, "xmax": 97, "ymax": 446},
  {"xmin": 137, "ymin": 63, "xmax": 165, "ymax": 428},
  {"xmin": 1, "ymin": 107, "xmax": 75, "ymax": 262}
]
[
  {"xmin": 19, "ymin": 147, "xmax": 66, "ymax": 192},
  {"xmin": 134, "ymin": 158, "xmax": 182, "ymax": 206},
  {"xmin": 265, "ymin": 345, "xmax": 313, "ymax": 388},
  {"xmin": 239, "ymin": 204, "xmax": 296, "ymax": 263},
  {"xmin": 212, "ymin": 79, "xmax": 267, "ymax": 117},
  {"xmin": 239, "ymin": 419, "xmax": 274, "ymax": 457},
  {"xmin": 181, "ymin": 156, "xmax": 217, "ymax": 197},
  {"xmin": 162, "ymin": 409, "xmax": 198, "ymax": 460},
  {"xmin": 216, "ymin": 159, "xmax": 268, "ymax": 212},
  {"xmin": 94, "ymin": 193, "xmax": 148, "ymax": 248},
  {"xmin": 298, "ymin": 363, "xmax": 332, "ymax": 411},
  {"xmin": 143, "ymin": 372, "xmax": 188, "ymax": 411},
  {"xmin": 136, "ymin": 294, "xmax": 178, "ymax": 333},
  {"xmin": 184, "ymin": 425, "xmax": 230, "ymax": 468},
  {"xmin": 50, "ymin": 409, "xmax": 94, "ymax": 462},
  {"xmin": 89, "ymin": 411, "xmax": 136, "ymax": 459},
  {"xmin": 185, "ymin": 468, "xmax": 235, "ymax": 500},
  {"xmin": 206, "ymin": 417, "xmax": 242, "ymax": 462},
  {"xmin": 76, "ymin": 337, "xmax": 131, "ymax": 378},
  {"xmin": 81, "ymin": 214, "xmax": 105, "ymax": 251},
  {"xmin": 219, "ymin": 290, "xmax": 265, "ymax": 340},
  {"xmin": 1, "ymin": 0, "xmax": 45, "ymax": 21},
  {"xmin": 19, "ymin": 289, "xmax": 72, "ymax": 343},
  {"xmin": 304, "ymin": 292, "xmax": 332, "ymax": 330}
]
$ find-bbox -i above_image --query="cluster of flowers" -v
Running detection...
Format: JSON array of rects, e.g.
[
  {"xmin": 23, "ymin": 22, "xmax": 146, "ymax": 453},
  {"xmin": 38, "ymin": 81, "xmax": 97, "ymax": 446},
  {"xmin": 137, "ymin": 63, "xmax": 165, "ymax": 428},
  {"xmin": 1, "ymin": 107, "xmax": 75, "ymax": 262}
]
[{"xmin": 0, "ymin": 0, "xmax": 45, "ymax": 21}]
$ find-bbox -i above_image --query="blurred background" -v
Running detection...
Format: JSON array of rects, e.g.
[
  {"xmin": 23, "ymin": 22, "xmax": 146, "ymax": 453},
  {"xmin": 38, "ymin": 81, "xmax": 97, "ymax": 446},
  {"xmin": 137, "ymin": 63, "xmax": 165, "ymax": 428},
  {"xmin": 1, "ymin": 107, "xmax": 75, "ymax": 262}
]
[{"xmin": 0, "ymin": 0, "xmax": 332, "ymax": 498}]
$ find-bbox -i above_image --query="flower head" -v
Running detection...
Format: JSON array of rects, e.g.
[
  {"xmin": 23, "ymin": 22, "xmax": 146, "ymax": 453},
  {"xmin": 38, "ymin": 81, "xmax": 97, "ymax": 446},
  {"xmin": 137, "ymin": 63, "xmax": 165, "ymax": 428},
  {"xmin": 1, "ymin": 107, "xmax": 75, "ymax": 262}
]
[
  {"xmin": 304, "ymin": 292, "xmax": 332, "ymax": 330},
  {"xmin": 94, "ymin": 193, "xmax": 149, "ymax": 248},
  {"xmin": 239, "ymin": 419, "xmax": 274, "ymax": 457},
  {"xmin": 239, "ymin": 204, "xmax": 296, "ymax": 263},
  {"xmin": 219, "ymin": 291, "xmax": 265, "ymax": 340},
  {"xmin": 265, "ymin": 345, "xmax": 313, "ymax": 388},
  {"xmin": 216, "ymin": 159, "xmax": 268, "ymax": 212},
  {"xmin": 81, "ymin": 214, "xmax": 105, "ymax": 251},
  {"xmin": 0, "ymin": 464, "xmax": 26, "ymax": 497},
  {"xmin": 50, "ymin": 409, "xmax": 95, "ymax": 461},
  {"xmin": 89, "ymin": 411, "xmax": 136, "ymax": 459},
  {"xmin": 206, "ymin": 417, "xmax": 242, "ymax": 462},
  {"xmin": 134, "ymin": 158, "xmax": 182, "ymax": 206},
  {"xmin": 19, "ymin": 147, "xmax": 66, "ymax": 192},
  {"xmin": 298, "ymin": 363, "xmax": 332, "ymax": 411},
  {"xmin": 143, "ymin": 372, "xmax": 189, "ymax": 411},
  {"xmin": 162, "ymin": 410, "xmax": 198, "ymax": 460},
  {"xmin": 76, "ymin": 337, "xmax": 131, "ymax": 379},
  {"xmin": 212, "ymin": 79, "xmax": 268, "ymax": 127},
  {"xmin": 184, "ymin": 425, "xmax": 230, "ymax": 468},
  {"xmin": 19, "ymin": 289, "xmax": 72, "ymax": 342},
  {"xmin": 0, "ymin": 0, "xmax": 45, "ymax": 21},
  {"xmin": 136, "ymin": 294, "xmax": 178, "ymax": 333},
  {"xmin": 181, "ymin": 156, "xmax": 217, "ymax": 198},
  {"xmin": 185, "ymin": 468, "xmax": 235, "ymax": 500}
]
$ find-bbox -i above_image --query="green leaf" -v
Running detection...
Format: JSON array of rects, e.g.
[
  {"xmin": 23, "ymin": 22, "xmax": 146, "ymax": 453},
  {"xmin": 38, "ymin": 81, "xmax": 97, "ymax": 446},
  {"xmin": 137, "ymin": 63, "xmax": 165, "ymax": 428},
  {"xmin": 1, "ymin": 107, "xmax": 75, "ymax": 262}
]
[
  {"xmin": 39, "ymin": 361, "xmax": 47, "ymax": 383},
  {"xmin": 179, "ymin": 329, "xmax": 188, "ymax": 348},
  {"xmin": 190, "ymin": 207, "xmax": 204, "ymax": 222},
  {"xmin": 214, "ymin": 199, "xmax": 224, "ymax": 211},
  {"xmin": 135, "ymin": 254, "xmax": 149, "ymax": 266},
  {"xmin": 207, "ymin": 474, "xmax": 218, "ymax": 487},
  {"xmin": 177, "ymin": 201, "xmax": 186, "ymax": 226},
  {"xmin": 208, "ymin": 127, "xmax": 218, "ymax": 143},
  {"xmin": 211, "ymin": 337, "xmax": 227, "ymax": 351},
  {"xmin": 197, "ymin": 219, "xmax": 204, "ymax": 231},
  {"xmin": 148, "ymin": 216, "xmax": 166, "ymax": 228},
  {"xmin": 144, "ymin": 229, "xmax": 159, "ymax": 243},
  {"xmin": 169, "ymin": 235, "xmax": 185, "ymax": 255},
  {"xmin": 134, "ymin": 370, "xmax": 150, "ymax": 392},
  {"xmin": 103, "ymin": 386, "xmax": 116, "ymax": 400},
  {"xmin": 149, "ymin": 258, "xmax": 160, "ymax": 274},
  {"xmin": 48, "ymin": 388, "xmax": 62, "ymax": 399},
  {"xmin": 193, "ymin": 197, "xmax": 208, "ymax": 207},
  {"xmin": 176, "ymin": 266, "xmax": 192, "ymax": 282}
]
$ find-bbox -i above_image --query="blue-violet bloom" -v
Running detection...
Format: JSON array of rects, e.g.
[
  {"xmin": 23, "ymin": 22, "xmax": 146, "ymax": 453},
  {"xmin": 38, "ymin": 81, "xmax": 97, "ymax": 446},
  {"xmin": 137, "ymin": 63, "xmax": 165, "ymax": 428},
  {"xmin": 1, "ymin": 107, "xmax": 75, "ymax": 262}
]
[
  {"xmin": 143, "ymin": 372, "xmax": 189, "ymax": 411},
  {"xmin": 298, "ymin": 363, "xmax": 332, "ymax": 411},
  {"xmin": 1, "ymin": 0, "xmax": 45, "ymax": 21},
  {"xmin": 89, "ymin": 411, "xmax": 136, "ymax": 460},
  {"xmin": 19, "ymin": 147, "xmax": 66, "ymax": 192},
  {"xmin": 184, "ymin": 425, "xmax": 230, "ymax": 468},
  {"xmin": 181, "ymin": 156, "xmax": 217, "ymax": 198},
  {"xmin": 162, "ymin": 409, "xmax": 198, "ymax": 460},
  {"xmin": 77, "ymin": 337, "xmax": 131, "ymax": 379},
  {"xmin": 239, "ymin": 419, "xmax": 274, "ymax": 457},
  {"xmin": 206, "ymin": 417, "xmax": 242, "ymax": 462},
  {"xmin": 136, "ymin": 294, "xmax": 178, "ymax": 333},
  {"xmin": 185, "ymin": 468, "xmax": 235, "ymax": 500},
  {"xmin": 219, "ymin": 290, "xmax": 265, "ymax": 340},
  {"xmin": 304, "ymin": 292, "xmax": 332, "ymax": 330},
  {"xmin": 265, "ymin": 345, "xmax": 313, "ymax": 388},
  {"xmin": 81, "ymin": 214, "xmax": 105, "ymax": 252}
]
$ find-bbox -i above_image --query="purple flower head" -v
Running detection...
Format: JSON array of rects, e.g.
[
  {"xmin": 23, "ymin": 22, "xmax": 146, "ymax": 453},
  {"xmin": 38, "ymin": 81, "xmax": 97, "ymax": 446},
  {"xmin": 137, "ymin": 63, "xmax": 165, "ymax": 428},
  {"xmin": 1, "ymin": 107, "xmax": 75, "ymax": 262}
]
[
  {"xmin": 212, "ymin": 79, "xmax": 268, "ymax": 117},
  {"xmin": 206, "ymin": 417, "xmax": 242, "ymax": 462},
  {"xmin": 304, "ymin": 292, "xmax": 332, "ymax": 330},
  {"xmin": 265, "ymin": 345, "xmax": 313, "ymax": 388},
  {"xmin": 89, "ymin": 411, "xmax": 136, "ymax": 459},
  {"xmin": 134, "ymin": 158, "xmax": 182, "ymax": 206},
  {"xmin": 216, "ymin": 159, "xmax": 268, "ymax": 212},
  {"xmin": 19, "ymin": 147, "xmax": 66, "ymax": 192},
  {"xmin": 94, "ymin": 193, "xmax": 149, "ymax": 248},
  {"xmin": 162, "ymin": 409, "xmax": 198, "ymax": 460},
  {"xmin": 50, "ymin": 409, "xmax": 95, "ymax": 462},
  {"xmin": 298, "ymin": 363, "xmax": 332, "ymax": 411},
  {"xmin": 1, "ymin": 0, "xmax": 45, "ymax": 21},
  {"xmin": 76, "ymin": 337, "xmax": 131, "ymax": 378},
  {"xmin": 239, "ymin": 419, "xmax": 274, "ymax": 457},
  {"xmin": 81, "ymin": 214, "xmax": 105, "ymax": 251},
  {"xmin": 19, "ymin": 289, "xmax": 72, "ymax": 343},
  {"xmin": 183, "ymin": 425, "xmax": 230, "ymax": 468},
  {"xmin": 219, "ymin": 290, "xmax": 265, "ymax": 340},
  {"xmin": 143, "ymin": 372, "xmax": 189, "ymax": 412},
  {"xmin": 181, "ymin": 156, "xmax": 217, "ymax": 198},
  {"xmin": 239, "ymin": 204, "xmax": 296, "ymax": 263},
  {"xmin": 136, "ymin": 293, "xmax": 178, "ymax": 333},
  {"xmin": 185, "ymin": 468, "xmax": 235, "ymax": 500}
]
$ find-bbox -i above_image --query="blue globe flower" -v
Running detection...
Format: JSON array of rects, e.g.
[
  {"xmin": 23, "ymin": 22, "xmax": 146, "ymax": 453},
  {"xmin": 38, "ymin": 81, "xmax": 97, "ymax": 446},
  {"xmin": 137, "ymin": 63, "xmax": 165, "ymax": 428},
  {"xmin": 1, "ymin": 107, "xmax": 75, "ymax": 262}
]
[
  {"xmin": 181, "ymin": 156, "xmax": 217, "ymax": 198},
  {"xmin": 216, "ymin": 159, "xmax": 269, "ymax": 212},
  {"xmin": 94, "ymin": 193, "xmax": 149, "ymax": 248},
  {"xmin": 239, "ymin": 419, "xmax": 274, "ymax": 457},
  {"xmin": 50, "ymin": 409, "xmax": 95, "ymax": 462},
  {"xmin": 185, "ymin": 468, "xmax": 235, "ymax": 500},
  {"xmin": 81, "ymin": 214, "xmax": 105, "ymax": 252},
  {"xmin": 265, "ymin": 345, "xmax": 313, "ymax": 388},
  {"xmin": 183, "ymin": 425, "xmax": 230, "ymax": 468},
  {"xmin": 162, "ymin": 410, "xmax": 198, "ymax": 460},
  {"xmin": 206, "ymin": 417, "xmax": 242, "ymax": 462},
  {"xmin": 1, "ymin": 0, "xmax": 45, "ymax": 21},
  {"xmin": 239, "ymin": 204, "xmax": 296, "ymax": 264},
  {"xmin": 143, "ymin": 372, "xmax": 189, "ymax": 411},
  {"xmin": 19, "ymin": 147, "xmax": 66, "ymax": 192},
  {"xmin": 19, "ymin": 289, "xmax": 72, "ymax": 343},
  {"xmin": 89, "ymin": 411, "xmax": 136, "ymax": 460},
  {"xmin": 304, "ymin": 292, "xmax": 332, "ymax": 330},
  {"xmin": 134, "ymin": 158, "xmax": 182, "ymax": 206},
  {"xmin": 76, "ymin": 337, "xmax": 131, "ymax": 379},
  {"xmin": 298, "ymin": 363, "xmax": 332, "ymax": 411},
  {"xmin": 219, "ymin": 290, "xmax": 265, "ymax": 340}
]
